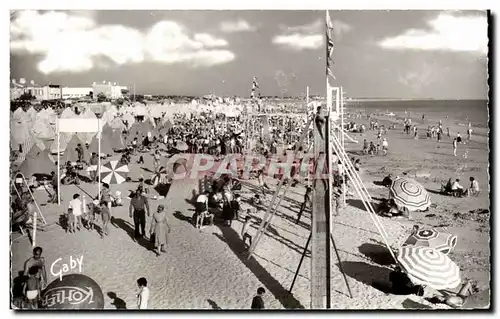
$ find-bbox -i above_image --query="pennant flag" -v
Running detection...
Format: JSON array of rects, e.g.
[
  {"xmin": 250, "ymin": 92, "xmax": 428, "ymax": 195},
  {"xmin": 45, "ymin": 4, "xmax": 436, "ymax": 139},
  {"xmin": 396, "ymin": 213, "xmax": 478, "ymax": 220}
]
[
  {"xmin": 326, "ymin": 11, "xmax": 336, "ymax": 79},
  {"xmin": 251, "ymin": 76, "xmax": 260, "ymax": 99}
]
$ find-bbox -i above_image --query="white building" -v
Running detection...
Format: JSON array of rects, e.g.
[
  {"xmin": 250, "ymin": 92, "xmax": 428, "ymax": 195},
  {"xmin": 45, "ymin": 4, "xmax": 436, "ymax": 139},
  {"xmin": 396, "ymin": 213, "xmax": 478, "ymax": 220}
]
[
  {"xmin": 62, "ymin": 87, "xmax": 93, "ymax": 99},
  {"xmin": 92, "ymin": 82, "xmax": 128, "ymax": 100},
  {"xmin": 10, "ymin": 84, "xmax": 62, "ymax": 101}
]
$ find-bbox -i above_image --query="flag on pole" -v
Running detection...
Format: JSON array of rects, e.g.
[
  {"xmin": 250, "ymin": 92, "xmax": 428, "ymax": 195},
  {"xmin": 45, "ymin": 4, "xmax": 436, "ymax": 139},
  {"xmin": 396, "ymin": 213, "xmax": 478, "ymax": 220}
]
[
  {"xmin": 30, "ymin": 80, "xmax": 35, "ymax": 86},
  {"xmin": 251, "ymin": 76, "xmax": 260, "ymax": 99},
  {"xmin": 326, "ymin": 11, "xmax": 336, "ymax": 79},
  {"xmin": 19, "ymin": 78, "xmax": 26, "ymax": 85}
]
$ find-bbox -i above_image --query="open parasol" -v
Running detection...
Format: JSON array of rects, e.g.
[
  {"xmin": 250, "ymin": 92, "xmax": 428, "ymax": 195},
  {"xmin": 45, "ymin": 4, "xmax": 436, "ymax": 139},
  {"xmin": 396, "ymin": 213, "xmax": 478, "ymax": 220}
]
[
  {"xmin": 100, "ymin": 160, "xmax": 129, "ymax": 184},
  {"xmin": 389, "ymin": 177, "xmax": 431, "ymax": 212},
  {"xmin": 397, "ymin": 246, "xmax": 461, "ymax": 290},
  {"xmin": 403, "ymin": 227, "xmax": 458, "ymax": 255},
  {"xmin": 174, "ymin": 141, "xmax": 188, "ymax": 152}
]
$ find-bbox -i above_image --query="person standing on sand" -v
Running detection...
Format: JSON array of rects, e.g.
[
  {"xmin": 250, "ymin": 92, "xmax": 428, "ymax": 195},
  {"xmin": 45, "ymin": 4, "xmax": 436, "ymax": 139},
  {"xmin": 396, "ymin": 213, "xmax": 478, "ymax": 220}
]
[
  {"xmin": 453, "ymin": 138, "xmax": 458, "ymax": 156},
  {"xmin": 251, "ymin": 287, "xmax": 266, "ymax": 309},
  {"xmin": 129, "ymin": 187, "xmax": 150, "ymax": 240},
  {"xmin": 24, "ymin": 266, "xmax": 41, "ymax": 309},
  {"xmin": 437, "ymin": 127, "xmax": 442, "ymax": 143},
  {"xmin": 242, "ymin": 214, "xmax": 253, "ymax": 247},
  {"xmin": 413, "ymin": 126, "xmax": 418, "ymax": 139},
  {"xmin": 153, "ymin": 150, "xmax": 161, "ymax": 172},
  {"xmin": 149, "ymin": 205, "xmax": 170, "ymax": 255},
  {"xmin": 136, "ymin": 277, "xmax": 150, "ymax": 309},
  {"xmin": 24, "ymin": 247, "xmax": 47, "ymax": 290}
]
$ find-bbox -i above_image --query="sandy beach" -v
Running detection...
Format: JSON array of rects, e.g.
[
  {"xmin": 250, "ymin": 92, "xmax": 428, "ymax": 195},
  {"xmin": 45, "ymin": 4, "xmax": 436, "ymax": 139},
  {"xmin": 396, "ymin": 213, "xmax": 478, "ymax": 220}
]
[{"xmin": 11, "ymin": 102, "xmax": 490, "ymax": 309}]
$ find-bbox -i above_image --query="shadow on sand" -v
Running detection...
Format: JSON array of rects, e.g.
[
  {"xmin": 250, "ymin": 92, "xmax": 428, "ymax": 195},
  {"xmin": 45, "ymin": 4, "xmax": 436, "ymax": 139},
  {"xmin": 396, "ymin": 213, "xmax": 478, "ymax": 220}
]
[
  {"xmin": 111, "ymin": 218, "xmax": 156, "ymax": 253},
  {"xmin": 107, "ymin": 292, "xmax": 127, "ymax": 309},
  {"xmin": 338, "ymin": 261, "xmax": 405, "ymax": 295},
  {"xmin": 358, "ymin": 243, "xmax": 396, "ymax": 266},
  {"xmin": 213, "ymin": 225, "xmax": 304, "ymax": 309},
  {"xmin": 206, "ymin": 299, "xmax": 222, "ymax": 309},
  {"xmin": 402, "ymin": 298, "xmax": 432, "ymax": 309}
]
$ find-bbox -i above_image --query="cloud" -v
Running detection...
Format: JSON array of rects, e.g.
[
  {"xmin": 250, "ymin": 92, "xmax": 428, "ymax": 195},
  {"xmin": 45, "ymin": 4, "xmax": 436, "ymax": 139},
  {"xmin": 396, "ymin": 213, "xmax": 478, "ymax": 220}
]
[
  {"xmin": 331, "ymin": 20, "xmax": 352, "ymax": 41},
  {"xmin": 10, "ymin": 10, "xmax": 235, "ymax": 74},
  {"xmin": 219, "ymin": 19, "xmax": 255, "ymax": 33},
  {"xmin": 279, "ymin": 19, "xmax": 322, "ymax": 33},
  {"xmin": 273, "ymin": 19, "xmax": 323, "ymax": 51},
  {"xmin": 272, "ymin": 34, "xmax": 323, "ymax": 51},
  {"xmin": 378, "ymin": 12, "xmax": 488, "ymax": 55}
]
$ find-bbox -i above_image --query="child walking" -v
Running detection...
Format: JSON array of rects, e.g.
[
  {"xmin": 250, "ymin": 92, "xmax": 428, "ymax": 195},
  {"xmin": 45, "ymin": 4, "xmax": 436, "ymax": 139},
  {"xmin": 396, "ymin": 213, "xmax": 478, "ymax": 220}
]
[
  {"xmin": 24, "ymin": 266, "xmax": 41, "ymax": 309},
  {"xmin": 241, "ymin": 214, "xmax": 253, "ymax": 248}
]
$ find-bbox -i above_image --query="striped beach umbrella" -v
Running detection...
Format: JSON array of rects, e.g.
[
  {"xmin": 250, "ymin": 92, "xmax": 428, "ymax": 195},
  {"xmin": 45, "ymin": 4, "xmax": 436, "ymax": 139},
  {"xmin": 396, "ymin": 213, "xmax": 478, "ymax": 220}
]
[
  {"xmin": 100, "ymin": 160, "xmax": 129, "ymax": 184},
  {"xmin": 389, "ymin": 177, "xmax": 431, "ymax": 212},
  {"xmin": 397, "ymin": 246, "xmax": 461, "ymax": 290},
  {"xmin": 403, "ymin": 228, "xmax": 458, "ymax": 255}
]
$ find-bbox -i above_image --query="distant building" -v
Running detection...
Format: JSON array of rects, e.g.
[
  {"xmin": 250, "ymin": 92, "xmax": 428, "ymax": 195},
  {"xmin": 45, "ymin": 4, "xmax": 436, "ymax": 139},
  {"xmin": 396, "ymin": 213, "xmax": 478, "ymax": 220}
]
[
  {"xmin": 10, "ymin": 83, "xmax": 62, "ymax": 101},
  {"xmin": 92, "ymin": 82, "xmax": 128, "ymax": 100},
  {"xmin": 62, "ymin": 87, "xmax": 93, "ymax": 99}
]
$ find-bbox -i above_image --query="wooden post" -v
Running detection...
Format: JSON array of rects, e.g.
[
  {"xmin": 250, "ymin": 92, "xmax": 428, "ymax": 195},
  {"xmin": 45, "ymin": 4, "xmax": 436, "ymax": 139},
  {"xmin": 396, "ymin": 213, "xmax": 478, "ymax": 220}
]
[{"xmin": 310, "ymin": 92, "xmax": 333, "ymax": 308}]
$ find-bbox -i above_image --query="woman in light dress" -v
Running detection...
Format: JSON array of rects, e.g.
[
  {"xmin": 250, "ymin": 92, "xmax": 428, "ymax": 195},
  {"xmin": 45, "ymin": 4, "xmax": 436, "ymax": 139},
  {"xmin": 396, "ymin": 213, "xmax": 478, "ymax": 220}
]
[{"xmin": 149, "ymin": 205, "xmax": 171, "ymax": 256}]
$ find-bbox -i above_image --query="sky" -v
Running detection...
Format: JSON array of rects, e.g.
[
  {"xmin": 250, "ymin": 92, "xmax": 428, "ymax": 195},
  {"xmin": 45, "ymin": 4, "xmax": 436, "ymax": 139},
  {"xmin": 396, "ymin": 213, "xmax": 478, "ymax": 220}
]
[{"xmin": 10, "ymin": 10, "xmax": 488, "ymax": 99}]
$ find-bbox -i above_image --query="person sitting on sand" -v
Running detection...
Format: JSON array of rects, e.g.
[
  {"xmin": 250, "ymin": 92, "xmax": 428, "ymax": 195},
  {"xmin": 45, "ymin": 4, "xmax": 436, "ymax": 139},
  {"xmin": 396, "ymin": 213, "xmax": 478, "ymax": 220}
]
[
  {"xmin": 382, "ymin": 174, "xmax": 393, "ymax": 187},
  {"xmin": 368, "ymin": 141, "xmax": 377, "ymax": 155},
  {"xmin": 466, "ymin": 177, "xmax": 480, "ymax": 197},
  {"xmin": 442, "ymin": 178, "xmax": 454, "ymax": 194},
  {"xmin": 451, "ymin": 179, "xmax": 466, "ymax": 197},
  {"xmin": 24, "ymin": 266, "xmax": 41, "ymax": 309},
  {"xmin": 112, "ymin": 191, "xmax": 123, "ymax": 207},
  {"xmin": 362, "ymin": 139, "xmax": 369, "ymax": 155}
]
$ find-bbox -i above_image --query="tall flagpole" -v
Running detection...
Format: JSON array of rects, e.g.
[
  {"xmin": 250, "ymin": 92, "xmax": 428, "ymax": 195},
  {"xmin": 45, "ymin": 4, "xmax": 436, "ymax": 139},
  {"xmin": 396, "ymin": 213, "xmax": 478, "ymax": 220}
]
[
  {"xmin": 98, "ymin": 119, "xmax": 101, "ymax": 198},
  {"xmin": 57, "ymin": 119, "xmax": 60, "ymax": 206}
]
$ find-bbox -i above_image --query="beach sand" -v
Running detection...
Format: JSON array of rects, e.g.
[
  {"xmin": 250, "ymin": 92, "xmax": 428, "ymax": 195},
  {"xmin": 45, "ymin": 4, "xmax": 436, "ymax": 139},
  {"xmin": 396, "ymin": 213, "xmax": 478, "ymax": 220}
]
[{"xmin": 11, "ymin": 110, "xmax": 490, "ymax": 309}]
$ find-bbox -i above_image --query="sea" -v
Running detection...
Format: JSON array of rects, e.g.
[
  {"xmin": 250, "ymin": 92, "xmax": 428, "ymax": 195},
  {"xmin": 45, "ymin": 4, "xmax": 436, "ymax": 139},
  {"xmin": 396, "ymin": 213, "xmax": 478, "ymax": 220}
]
[{"xmin": 348, "ymin": 99, "xmax": 489, "ymax": 128}]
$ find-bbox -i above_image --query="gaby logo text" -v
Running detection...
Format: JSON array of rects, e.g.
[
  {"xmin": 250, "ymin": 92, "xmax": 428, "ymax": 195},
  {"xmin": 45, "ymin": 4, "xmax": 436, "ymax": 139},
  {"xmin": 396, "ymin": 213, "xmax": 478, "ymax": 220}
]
[{"xmin": 50, "ymin": 256, "xmax": 83, "ymax": 281}]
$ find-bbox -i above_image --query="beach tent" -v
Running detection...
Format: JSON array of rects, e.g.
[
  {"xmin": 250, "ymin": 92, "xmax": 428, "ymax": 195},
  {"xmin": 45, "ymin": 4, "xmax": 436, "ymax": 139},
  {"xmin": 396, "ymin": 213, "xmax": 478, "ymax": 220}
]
[
  {"xmin": 10, "ymin": 120, "xmax": 30, "ymax": 146},
  {"xmin": 33, "ymin": 118, "xmax": 55, "ymax": 141},
  {"xmin": 89, "ymin": 130, "xmax": 114, "ymax": 156},
  {"xmin": 60, "ymin": 135, "xmax": 82, "ymax": 164},
  {"xmin": 109, "ymin": 129, "xmax": 125, "ymax": 150},
  {"xmin": 122, "ymin": 113, "xmax": 135, "ymax": 129},
  {"xmin": 108, "ymin": 117, "xmax": 127, "ymax": 132},
  {"xmin": 18, "ymin": 149, "xmax": 55, "ymax": 178},
  {"xmin": 76, "ymin": 109, "xmax": 98, "ymax": 145},
  {"xmin": 12, "ymin": 108, "xmax": 28, "ymax": 123}
]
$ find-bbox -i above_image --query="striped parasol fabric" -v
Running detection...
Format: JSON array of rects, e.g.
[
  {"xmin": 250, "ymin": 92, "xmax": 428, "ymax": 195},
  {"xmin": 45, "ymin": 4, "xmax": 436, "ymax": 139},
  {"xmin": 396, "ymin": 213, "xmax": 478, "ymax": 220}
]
[
  {"xmin": 403, "ymin": 228, "xmax": 458, "ymax": 255},
  {"xmin": 389, "ymin": 177, "xmax": 431, "ymax": 212},
  {"xmin": 397, "ymin": 246, "xmax": 461, "ymax": 290},
  {"xmin": 100, "ymin": 160, "xmax": 129, "ymax": 184}
]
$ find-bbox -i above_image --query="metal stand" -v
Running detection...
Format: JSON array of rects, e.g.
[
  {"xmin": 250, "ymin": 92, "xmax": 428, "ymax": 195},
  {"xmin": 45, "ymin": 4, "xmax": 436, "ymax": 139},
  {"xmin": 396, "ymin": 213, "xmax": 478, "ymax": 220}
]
[{"xmin": 289, "ymin": 232, "xmax": 353, "ymax": 299}]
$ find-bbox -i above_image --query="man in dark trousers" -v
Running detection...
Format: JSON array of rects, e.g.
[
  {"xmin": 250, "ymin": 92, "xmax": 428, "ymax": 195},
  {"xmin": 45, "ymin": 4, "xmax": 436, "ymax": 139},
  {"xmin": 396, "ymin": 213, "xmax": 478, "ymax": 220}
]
[
  {"xmin": 129, "ymin": 186, "xmax": 150, "ymax": 240},
  {"xmin": 251, "ymin": 287, "xmax": 265, "ymax": 309}
]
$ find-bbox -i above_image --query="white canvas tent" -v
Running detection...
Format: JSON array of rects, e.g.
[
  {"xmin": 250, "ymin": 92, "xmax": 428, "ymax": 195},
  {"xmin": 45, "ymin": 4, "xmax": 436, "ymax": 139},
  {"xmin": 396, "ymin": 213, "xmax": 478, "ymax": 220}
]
[{"xmin": 57, "ymin": 118, "xmax": 102, "ymax": 205}]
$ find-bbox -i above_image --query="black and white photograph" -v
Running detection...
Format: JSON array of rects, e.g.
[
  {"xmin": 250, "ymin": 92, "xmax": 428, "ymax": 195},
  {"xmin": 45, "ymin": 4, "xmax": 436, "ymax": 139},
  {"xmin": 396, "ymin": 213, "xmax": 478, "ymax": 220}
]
[{"xmin": 9, "ymin": 9, "xmax": 490, "ymax": 310}]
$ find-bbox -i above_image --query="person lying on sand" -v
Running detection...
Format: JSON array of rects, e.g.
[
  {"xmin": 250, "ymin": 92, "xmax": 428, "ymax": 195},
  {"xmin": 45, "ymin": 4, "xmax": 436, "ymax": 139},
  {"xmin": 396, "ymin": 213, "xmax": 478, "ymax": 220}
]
[{"xmin": 428, "ymin": 280, "xmax": 474, "ymax": 308}]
